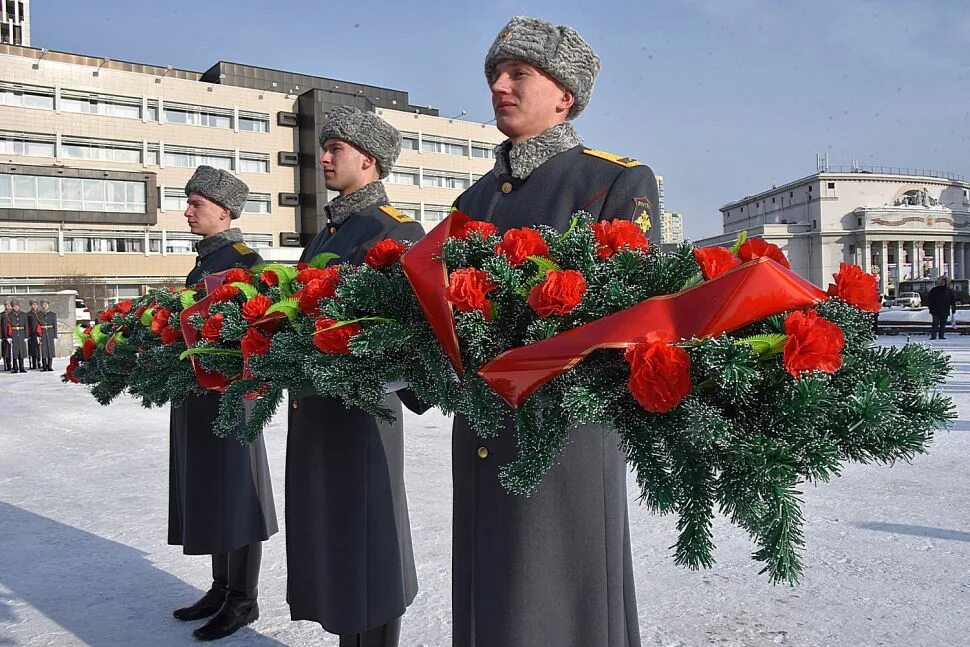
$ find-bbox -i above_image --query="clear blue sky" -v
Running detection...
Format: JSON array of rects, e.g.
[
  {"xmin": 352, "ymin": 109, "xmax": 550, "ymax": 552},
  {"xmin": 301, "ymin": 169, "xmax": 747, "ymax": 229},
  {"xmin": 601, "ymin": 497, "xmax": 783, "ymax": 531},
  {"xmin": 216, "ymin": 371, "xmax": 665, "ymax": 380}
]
[{"xmin": 34, "ymin": 0, "xmax": 970, "ymax": 239}]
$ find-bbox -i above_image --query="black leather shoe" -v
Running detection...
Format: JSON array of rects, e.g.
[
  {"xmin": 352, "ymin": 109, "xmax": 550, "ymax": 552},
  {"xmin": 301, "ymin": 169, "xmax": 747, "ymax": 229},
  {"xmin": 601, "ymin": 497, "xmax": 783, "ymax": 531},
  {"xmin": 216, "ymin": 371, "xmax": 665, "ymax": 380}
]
[
  {"xmin": 192, "ymin": 597, "xmax": 258, "ymax": 641},
  {"xmin": 173, "ymin": 586, "xmax": 227, "ymax": 621}
]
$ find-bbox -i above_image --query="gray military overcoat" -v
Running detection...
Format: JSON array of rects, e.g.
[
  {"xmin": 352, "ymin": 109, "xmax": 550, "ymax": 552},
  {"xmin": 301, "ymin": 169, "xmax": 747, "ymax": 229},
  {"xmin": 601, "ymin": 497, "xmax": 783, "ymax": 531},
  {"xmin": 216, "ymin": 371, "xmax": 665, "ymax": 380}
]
[
  {"xmin": 286, "ymin": 195, "xmax": 424, "ymax": 633},
  {"xmin": 451, "ymin": 144, "xmax": 660, "ymax": 647},
  {"xmin": 168, "ymin": 238, "xmax": 278, "ymax": 555}
]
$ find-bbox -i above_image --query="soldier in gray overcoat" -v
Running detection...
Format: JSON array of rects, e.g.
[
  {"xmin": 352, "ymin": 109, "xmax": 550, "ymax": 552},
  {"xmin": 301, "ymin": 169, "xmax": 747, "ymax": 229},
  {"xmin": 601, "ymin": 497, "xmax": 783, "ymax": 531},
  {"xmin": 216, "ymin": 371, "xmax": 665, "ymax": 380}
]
[
  {"xmin": 1, "ymin": 301, "xmax": 11, "ymax": 372},
  {"xmin": 448, "ymin": 17, "xmax": 661, "ymax": 647},
  {"xmin": 26, "ymin": 300, "xmax": 40, "ymax": 370},
  {"xmin": 286, "ymin": 106, "xmax": 423, "ymax": 647},
  {"xmin": 36, "ymin": 300, "xmax": 57, "ymax": 371},
  {"xmin": 6, "ymin": 300, "xmax": 28, "ymax": 374},
  {"xmin": 168, "ymin": 166, "xmax": 278, "ymax": 642}
]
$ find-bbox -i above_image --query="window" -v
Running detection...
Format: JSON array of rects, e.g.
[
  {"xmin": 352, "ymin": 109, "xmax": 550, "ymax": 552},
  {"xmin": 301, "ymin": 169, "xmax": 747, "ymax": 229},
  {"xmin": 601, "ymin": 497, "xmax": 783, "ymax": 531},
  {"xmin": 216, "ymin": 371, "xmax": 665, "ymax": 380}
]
[
  {"xmin": 60, "ymin": 90, "xmax": 143, "ymax": 119},
  {"xmin": 146, "ymin": 144, "xmax": 159, "ymax": 166},
  {"xmin": 61, "ymin": 136, "xmax": 144, "ymax": 164},
  {"xmin": 161, "ymin": 187, "xmax": 185, "ymax": 211},
  {"xmin": 243, "ymin": 234, "xmax": 273, "ymax": 249},
  {"xmin": 472, "ymin": 173, "xmax": 485, "ymax": 182},
  {"xmin": 471, "ymin": 142, "xmax": 494, "ymax": 159},
  {"xmin": 421, "ymin": 134, "xmax": 468, "ymax": 156},
  {"xmin": 163, "ymin": 145, "xmax": 234, "ymax": 170},
  {"xmin": 245, "ymin": 193, "xmax": 272, "ymax": 214},
  {"xmin": 146, "ymin": 100, "xmax": 159, "ymax": 122},
  {"xmin": 238, "ymin": 111, "xmax": 269, "ymax": 133},
  {"xmin": 0, "ymin": 236, "xmax": 57, "ymax": 252},
  {"xmin": 828, "ymin": 182, "xmax": 836, "ymax": 189},
  {"xmin": 0, "ymin": 173, "xmax": 146, "ymax": 212},
  {"xmin": 0, "ymin": 130, "xmax": 55, "ymax": 157},
  {"xmin": 65, "ymin": 236, "xmax": 147, "ymax": 253},
  {"xmin": 163, "ymin": 101, "xmax": 232, "ymax": 129},
  {"xmin": 165, "ymin": 237, "xmax": 196, "ymax": 254},
  {"xmin": 239, "ymin": 153, "xmax": 270, "ymax": 174},
  {"xmin": 400, "ymin": 132, "xmax": 419, "ymax": 150},
  {"xmin": 423, "ymin": 204, "xmax": 452, "ymax": 223},
  {"xmin": 387, "ymin": 166, "xmax": 419, "ymax": 186},
  {"xmin": 422, "ymin": 169, "xmax": 470, "ymax": 190},
  {"xmin": 0, "ymin": 82, "xmax": 54, "ymax": 109}
]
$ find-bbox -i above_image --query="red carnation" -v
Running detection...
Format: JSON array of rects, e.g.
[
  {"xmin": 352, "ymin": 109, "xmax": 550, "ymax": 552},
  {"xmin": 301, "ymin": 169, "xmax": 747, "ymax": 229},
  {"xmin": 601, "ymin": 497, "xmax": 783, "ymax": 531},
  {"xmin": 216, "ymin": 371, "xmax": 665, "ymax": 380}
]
[
  {"xmin": 495, "ymin": 227, "xmax": 549, "ymax": 267},
  {"xmin": 81, "ymin": 338, "xmax": 97, "ymax": 359},
  {"xmin": 115, "ymin": 300, "xmax": 133, "ymax": 315},
  {"xmin": 65, "ymin": 355, "xmax": 80, "ymax": 383},
  {"xmin": 296, "ymin": 262, "xmax": 310, "ymax": 271},
  {"xmin": 296, "ymin": 266, "xmax": 338, "ymax": 285},
  {"xmin": 160, "ymin": 325, "xmax": 182, "ymax": 345},
  {"xmin": 209, "ymin": 284, "xmax": 241, "ymax": 303},
  {"xmin": 200, "ymin": 314, "xmax": 225, "ymax": 343},
  {"xmin": 737, "ymin": 238, "xmax": 791, "ymax": 269},
  {"xmin": 150, "ymin": 307, "xmax": 171, "ymax": 334},
  {"xmin": 365, "ymin": 238, "xmax": 407, "ymax": 268},
  {"xmin": 693, "ymin": 246, "xmax": 741, "ymax": 280},
  {"xmin": 241, "ymin": 294, "xmax": 273, "ymax": 322},
  {"xmin": 260, "ymin": 270, "xmax": 279, "ymax": 286},
  {"xmin": 527, "ymin": 269, "xmax": 587, "ymax": 318},
  {"xmin": 224, "ymin": 268, "xmax": 253, "ymax": 284},
  {"xmin": 624, "ymin": 331, "xmax": 692, "ymax": 413},
  {"xmin": 99, "ymin": 309, "xmax": 115, "ymax": 323},
  {"xmin": 241, "ymin": 327, "xmax": 271, "ymax": 359},
  {"xmin": 312, "ymin": 317, "xmax": 361, "ymax": 355},
  {"xmin": 447, "ymin": 267, "xmax": 497, "ymax": 319},
  {"xmin": 782, "ymin": 309, "xmax": 844, "ymax": 377},
  {"xmin": 591, "ymin": 219, "xmax": 648, "ymax": 259},
  {"xmin": 297, "ymin": 275, "xmax": 340, "ymax": 316},
  {"xmin": 827, "ymin": 263, "xmax": 881, "ymax": 313},
  {"xmin": 452, "ymin": 215, "xmax": 499, "ymax": 240}
]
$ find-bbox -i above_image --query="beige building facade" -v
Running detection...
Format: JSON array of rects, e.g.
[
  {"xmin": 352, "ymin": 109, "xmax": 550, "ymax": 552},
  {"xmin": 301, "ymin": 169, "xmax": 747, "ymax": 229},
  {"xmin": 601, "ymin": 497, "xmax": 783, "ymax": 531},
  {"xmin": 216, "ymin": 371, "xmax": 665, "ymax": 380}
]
[
  {"xmin": 0, "ymin": 44, "xmax": 503, "ymax": 301},
  {"xmin": 696, "ymin": 165, "xmax": 970, "ymax": 294}
]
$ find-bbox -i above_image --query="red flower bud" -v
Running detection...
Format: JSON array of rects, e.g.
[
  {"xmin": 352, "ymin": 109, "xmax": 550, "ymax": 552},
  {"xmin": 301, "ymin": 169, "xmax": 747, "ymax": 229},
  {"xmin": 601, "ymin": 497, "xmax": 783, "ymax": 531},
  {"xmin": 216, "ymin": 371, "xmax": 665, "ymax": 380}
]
[
  {"xmin": 312, "ymin": 317, "xmax": 361, "ymax": 355},
  {"xmin": 451, "ymin": 214, "xmax": 499, "ymax": 240},
  {"xmin": 260, "ymin": 270, "xmax": 279, "ymax": 286},
  {"xmin": 693, "ymin": 246, "xmax": 741, "ymax": 280},
  {"xmin": 209, "ymin": 284, "xmax": 241, "ymax": 303},
  {"xmin": 527, "ymin": 269, "xmax": 587, "ymax": 318},
  {"xmin": 827, "ymin": 263, "xmax": 881, "ymax": 313},
  {"xmin": 296, "ymin": 272, "xmax": 340, "ymax": 317},
  {"xmin": 115, "ymin": 300, "xmax": 133, "ymax": 315},
  {"xmin": 241, "ymin": 294, "xmax": 273, "ymax": 322},
  {"xmin": 241, "ymin": 327, "xmax": 271, "ymax": 359},
  {"xmin": 782, "ymin": 309, "xmax": 844, "ymax": 377},
  {"xmin": 591, "ymin": 219, "xmax": 648, "ymax": 259},
  {"xmin": 625, "ymin": 331, "xmax": 692, "ymax": 413},
  {"xmin": 200, "ymin": 314, "xmax": 225, "ymax": 343},
  {"xmin": 447, "ymin": 267, "xmax": 497, "ymax": 319},
  {"xmin": 495, "ymin": 227, "xmax": 549, "ymax": 267},
  {"xmin": 81, "ymin": 338, "xmax": 97, "ymax": 359},
  {"xmin": 224, "ymin": 268, "xmax": 253, "ymax": 285},
  {"xmin": 737, "ymin": 238, "xmax": 790, "ymax": 269},
  {"xmin": 365, "ymin": 238, "xmax": 407, "ymax": 268}
]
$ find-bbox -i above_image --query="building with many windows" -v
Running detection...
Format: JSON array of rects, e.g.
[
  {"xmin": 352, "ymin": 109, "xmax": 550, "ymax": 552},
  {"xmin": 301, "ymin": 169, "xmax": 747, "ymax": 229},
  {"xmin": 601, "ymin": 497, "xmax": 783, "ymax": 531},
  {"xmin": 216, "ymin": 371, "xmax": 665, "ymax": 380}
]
[
  {"xmin": 695, "ymin": 162, "xmax": 970, "ymax": 294},
  {"xmin": 0, "ymin": 44, "xmax": 503, "ymax": 300},
  {"xmin": 660, "ymin": 211, "xmax": 684, "ymax": 245},
  {"xmin": 0, "ymin": 0, "xmax": 28, "ymax": 46}
]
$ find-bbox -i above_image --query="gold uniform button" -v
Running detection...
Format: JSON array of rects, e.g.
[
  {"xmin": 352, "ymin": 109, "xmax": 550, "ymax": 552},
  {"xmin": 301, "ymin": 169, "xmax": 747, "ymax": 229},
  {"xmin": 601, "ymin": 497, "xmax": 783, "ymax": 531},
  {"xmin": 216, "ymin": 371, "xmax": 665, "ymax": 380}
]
[
  {"xmin": 500, "ymin": 181, "xmax": 513, "ymax": 194},
  {"xmin": 477, "ymin": 446, "xmax": 489, "ymax": 459},
  {"xmin": 329, "ymin": 226, "xmax": 337, "ymax": 234},
  {"xmin": 292, "ymin": 400, "xmax": 299, "ymax": 409}
]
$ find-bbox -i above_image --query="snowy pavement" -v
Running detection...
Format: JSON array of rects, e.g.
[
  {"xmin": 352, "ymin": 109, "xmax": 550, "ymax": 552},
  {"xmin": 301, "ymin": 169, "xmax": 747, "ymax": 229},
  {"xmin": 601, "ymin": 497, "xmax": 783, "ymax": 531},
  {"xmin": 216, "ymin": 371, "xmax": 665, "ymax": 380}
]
[{"xmin": 1, "ymin": 336, "xmax": 968, "ymax": 647}]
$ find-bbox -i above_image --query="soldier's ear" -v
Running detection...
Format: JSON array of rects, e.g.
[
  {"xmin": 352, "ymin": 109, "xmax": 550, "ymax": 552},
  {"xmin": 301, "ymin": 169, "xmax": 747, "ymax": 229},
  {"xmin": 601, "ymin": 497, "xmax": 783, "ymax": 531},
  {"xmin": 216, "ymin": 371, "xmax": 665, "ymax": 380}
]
[
  {"xmin": 557, "ymin": 89, "xmax": 575, "ymax": 115},
  {"xmin": 361, "ymin": 153, "xmax": 378, "ymax": 174}
]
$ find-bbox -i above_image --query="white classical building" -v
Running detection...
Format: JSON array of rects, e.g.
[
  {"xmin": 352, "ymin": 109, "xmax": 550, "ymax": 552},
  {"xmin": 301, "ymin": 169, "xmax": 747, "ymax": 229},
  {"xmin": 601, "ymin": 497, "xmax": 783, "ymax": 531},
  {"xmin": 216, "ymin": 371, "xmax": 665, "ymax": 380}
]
[{"xmin": 696, "ymin": 164, "xmax": 970, "ymax": 294}]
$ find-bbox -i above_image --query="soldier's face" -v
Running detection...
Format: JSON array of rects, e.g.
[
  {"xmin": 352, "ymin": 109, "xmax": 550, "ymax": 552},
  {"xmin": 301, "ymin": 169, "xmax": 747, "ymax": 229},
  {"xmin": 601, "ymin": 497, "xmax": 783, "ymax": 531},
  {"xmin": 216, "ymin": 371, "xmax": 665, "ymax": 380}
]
[
  {"xmin": 30, "ymin": 304, "xmax": 38, "ymax": 311},
  {"xmin": 41, "ymin": 303, "xmax": 49, "ymax": 311},
  {"xmin": 184, "ymin": 193, "xmax": 230, "ymax": 238},
  {"xmin": 12, "ymin": 304, "xmax": 19, "ymax": 312},
  {"xmin": 490, "ymin": 59, "xmax": 574, "ymax": 143},
  {"xmin": 319, "ymin": 139, "xmax": 378, "ymax": 194}
]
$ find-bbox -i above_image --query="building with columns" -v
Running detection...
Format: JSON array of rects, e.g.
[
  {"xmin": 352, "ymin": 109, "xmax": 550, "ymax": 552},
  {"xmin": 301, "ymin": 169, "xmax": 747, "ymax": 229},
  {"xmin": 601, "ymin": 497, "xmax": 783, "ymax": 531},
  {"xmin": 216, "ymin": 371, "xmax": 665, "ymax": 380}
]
[{"xmin": 696, "ymin": 164, "xmax": 970, "ymax": 295}]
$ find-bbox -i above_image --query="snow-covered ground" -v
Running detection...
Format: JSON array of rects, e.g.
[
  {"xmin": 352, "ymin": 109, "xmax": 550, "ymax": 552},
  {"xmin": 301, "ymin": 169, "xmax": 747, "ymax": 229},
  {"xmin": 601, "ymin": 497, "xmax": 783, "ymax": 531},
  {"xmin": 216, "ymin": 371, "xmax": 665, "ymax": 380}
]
[{"xmin": 1, "ymin": 337, "xmax": 968, "ymax": 647}]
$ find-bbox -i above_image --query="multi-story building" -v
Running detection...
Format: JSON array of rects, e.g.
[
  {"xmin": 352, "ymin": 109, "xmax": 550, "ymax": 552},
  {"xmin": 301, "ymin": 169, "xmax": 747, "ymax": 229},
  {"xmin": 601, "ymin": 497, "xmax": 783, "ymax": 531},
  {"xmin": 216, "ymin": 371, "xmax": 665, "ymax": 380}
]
[
  {"xmin": 695, "ymin": 162, "xmax": 970, "ymax": 294},
  {"xmin": 661, "ymin": 211, "xmax": 684, "ymax": 245},
  {"xmin": 0, "ymin": 44, "xmax": 503, "ymax": 303},
  {"xmin": 0, "ymin": 0, "xmax": 28, "ymax": 46}
]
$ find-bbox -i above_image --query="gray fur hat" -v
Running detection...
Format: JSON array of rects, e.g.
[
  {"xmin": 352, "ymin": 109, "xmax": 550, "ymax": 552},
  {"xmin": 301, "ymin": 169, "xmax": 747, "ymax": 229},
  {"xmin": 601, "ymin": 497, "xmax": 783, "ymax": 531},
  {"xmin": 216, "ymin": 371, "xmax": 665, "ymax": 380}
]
[
  {"xmin": 184, "ymin": 166, "xmax": 250, "ymax": 220},
  {"xmin": 318, "ymin": 106, "xmax": 401, "ymax": 179},
  {"xmin": 484, "ymin": 16, "xmax": 600, "ymax": 119}
]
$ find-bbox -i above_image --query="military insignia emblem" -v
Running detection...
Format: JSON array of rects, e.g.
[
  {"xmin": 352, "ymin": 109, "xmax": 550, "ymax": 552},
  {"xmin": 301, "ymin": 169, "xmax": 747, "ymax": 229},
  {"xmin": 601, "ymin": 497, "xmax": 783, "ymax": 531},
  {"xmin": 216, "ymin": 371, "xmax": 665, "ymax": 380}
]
[{"xmin": 632, "ymin": 196, "xmax": 652, "ymax": 233}]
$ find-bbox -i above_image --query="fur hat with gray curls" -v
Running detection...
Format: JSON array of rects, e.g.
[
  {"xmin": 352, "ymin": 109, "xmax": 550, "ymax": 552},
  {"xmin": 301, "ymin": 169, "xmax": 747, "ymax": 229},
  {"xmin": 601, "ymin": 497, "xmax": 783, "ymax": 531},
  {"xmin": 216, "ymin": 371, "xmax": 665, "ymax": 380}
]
[
  {"xmin": 184, "ymin": 166, "xmax": 250, "ymax": 219},
  {"xmin": 318, "ymin": 106, "xmax": 401, "ymax": 180},
  {"xmin": 484, "ymin": 16, "xmax": 600, "ymax": 119}
]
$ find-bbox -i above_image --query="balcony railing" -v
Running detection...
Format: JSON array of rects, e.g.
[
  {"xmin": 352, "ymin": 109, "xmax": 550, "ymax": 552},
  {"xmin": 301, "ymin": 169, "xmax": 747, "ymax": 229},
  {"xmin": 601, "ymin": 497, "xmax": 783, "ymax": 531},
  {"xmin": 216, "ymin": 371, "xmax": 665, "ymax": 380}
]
[{"xmin": 823, "ymin": 165, "xmax": 966, "ymax": 183}]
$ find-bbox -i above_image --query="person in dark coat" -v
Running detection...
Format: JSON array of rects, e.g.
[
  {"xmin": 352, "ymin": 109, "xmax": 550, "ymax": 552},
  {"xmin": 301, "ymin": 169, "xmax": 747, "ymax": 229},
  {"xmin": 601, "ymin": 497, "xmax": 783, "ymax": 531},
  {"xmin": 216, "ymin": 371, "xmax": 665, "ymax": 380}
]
[
  {"xmin": 26, "ymin": 300, "xmax": 40, "ymax": 370},
  {"xmin": 1, "ymin": 301, "xmax": 11, "ymax": 372},
  {"xmin": 6, "ymin": 300, "xmax": 29, "ymax": 374},
  {"xmin": 286, "ymin": 106, "xmax": 423, "ymax": 647},
  {"xmin": 168, "ymin": 166, "xmax": 278, "ymax": 642},
  {"xmin": 448, "ymin": 17, "xmax": 661, "ymax": 647},
  {"xmin": 928, "ymin": 276, "xmax": 957, "ymax": 340},
  {"xmin": 36, "ymin": 300, "xmax": 57, "ymax": 371}
]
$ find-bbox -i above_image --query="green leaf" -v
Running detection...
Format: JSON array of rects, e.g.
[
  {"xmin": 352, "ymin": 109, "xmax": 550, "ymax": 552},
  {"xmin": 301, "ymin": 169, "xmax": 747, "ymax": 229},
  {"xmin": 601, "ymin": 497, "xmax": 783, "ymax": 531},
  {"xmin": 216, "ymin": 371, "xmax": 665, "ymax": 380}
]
[
  {"xmin": 682, "ymin": 271, "xmax": 703, "ymax": 290},
  {"xmin": 309, "ymin": 253, "xmax": 340, "ymax": 269},
  {"xmin": 179, "ymin": 289, "xmax": 197, "ymax": 309},
  {"xmin": 527, "ymin": 256, "xmax": 562, "ymax": 275},
  {"xmin": 265, "ymin": 297, "xmax": 300, "ymax": 320},
  {"xmin": 729, "ymin": 230, "xmax": 748, "ymax": 254},
  {"xmin": 139, "ymin": 308, "xmax": 155, "ymax": 327},
  {"xmin": 179, "ymin": 347, "xmax": 244, "ymax": 361},
  {"xmin": 232, "ymin": 282, "xmax": 259, "ymax": 299},
  {"xmin": 737, "ymin": 333, "xmax": 788, "ymax": 356},
  {"xmin": 74, "ymin": 323, "xmax": 91, "ymax": 345},
  {"xmin": 113, "ymin": 331, "xmax": 128, "ymax": 346},
  {"xmin": 260, "ymin": 263, "xmax": 298, "ymax": 283},
  {"xmin": 90, "ymin": 324, "xmax": 109, "ymax": 347},
  {"xmin": 561, "ymin": 215, "xmax": 582, "ymax": 241}
]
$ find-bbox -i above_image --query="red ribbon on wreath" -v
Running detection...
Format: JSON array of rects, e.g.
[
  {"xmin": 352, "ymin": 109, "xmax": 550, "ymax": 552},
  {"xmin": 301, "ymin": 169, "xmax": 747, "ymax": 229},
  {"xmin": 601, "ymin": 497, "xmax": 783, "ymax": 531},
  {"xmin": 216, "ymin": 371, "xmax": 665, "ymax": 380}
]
[
  {"xmin": 402, "ymin": 212, "xmax": 827, "ymax": 408},
  {"xmin": 180, "ymin": 270, "xmax": 237, "ymax": 392}
]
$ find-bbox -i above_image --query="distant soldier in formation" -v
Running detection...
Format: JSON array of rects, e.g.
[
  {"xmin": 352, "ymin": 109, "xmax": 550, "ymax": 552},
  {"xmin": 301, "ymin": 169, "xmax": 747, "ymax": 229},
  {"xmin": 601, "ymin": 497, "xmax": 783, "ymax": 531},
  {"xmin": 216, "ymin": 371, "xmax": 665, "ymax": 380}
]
[
  {"xmin": 6, "ymin": 300, "xmax": 29, "ymax": 374},
  {"xmin": 26, "ymin": 299, "xmax": 40, "ymax": 370},
  {"xmin": 36, "ymin": 299, "xmax": 57, "ymax": 372},
  {"xmin": 1, "ymin": 301, "xmax": 10, "ymax": 372}
]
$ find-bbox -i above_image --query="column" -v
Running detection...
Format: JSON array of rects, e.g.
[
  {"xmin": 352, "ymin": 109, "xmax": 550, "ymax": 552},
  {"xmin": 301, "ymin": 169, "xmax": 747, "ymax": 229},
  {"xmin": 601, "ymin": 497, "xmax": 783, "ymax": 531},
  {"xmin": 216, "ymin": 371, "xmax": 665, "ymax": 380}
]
[
  {"xmin": 879, "ymin": 241, "xmax": 888, "ymax": 295},
  {"xmin": 896, "ymin": 240, "xmax": 905, "ymax": 288},
  {"xmin": 912, "ymin": 241, "xmax": 922, "ymax": 279},
  {"xmin": 936, "ymin": 241, "xmax": 945, "ymax": 278},
  {"xmin": 948, "ymin": 241, "xmax": 956, "ymax": 279}
]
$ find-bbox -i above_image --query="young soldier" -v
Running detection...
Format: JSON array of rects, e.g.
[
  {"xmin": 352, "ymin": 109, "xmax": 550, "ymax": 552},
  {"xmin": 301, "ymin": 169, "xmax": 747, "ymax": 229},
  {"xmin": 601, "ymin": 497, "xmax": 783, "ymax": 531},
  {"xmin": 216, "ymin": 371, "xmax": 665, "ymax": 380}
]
[
  {"xmin": 1, "ymin": 301, "xmax": 11, "ymax": 372},
  {"xmin": 26, "ymin": 300, "xmax": 40, "ymax": 370},
  {"xmin": 449, "ymin": 17, "xmax": 661, "ymax": 647},
  {"xmin": 36, "ymin": 300, "xmax": 57, "ymax": 371},
  {"xmin": 169, "ymin": 166, "xmax": 278, "ymax": 641},
  {"xmin": 7, "ymin": 300, "xmax": 28, "ymax": 374},
  {"xmin": 286, "ymin": 106, "xmax": 423, "ymax": 647}
]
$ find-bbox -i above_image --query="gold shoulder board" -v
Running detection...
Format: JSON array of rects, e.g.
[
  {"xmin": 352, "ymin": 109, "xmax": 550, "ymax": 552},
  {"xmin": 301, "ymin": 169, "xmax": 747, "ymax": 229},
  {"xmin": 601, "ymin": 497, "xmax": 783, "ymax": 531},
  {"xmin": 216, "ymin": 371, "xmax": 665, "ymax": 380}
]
[
  {"xmin": 582, "ymin": 149, "xmax": 642, "ymax": 168},
  {"xmin": 379, "ymin": 205, "xmax": 415, "ymax": 223},
  {"xmin": 232, "ymin": 242, "xmax": 255, "ymax": 255}
]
